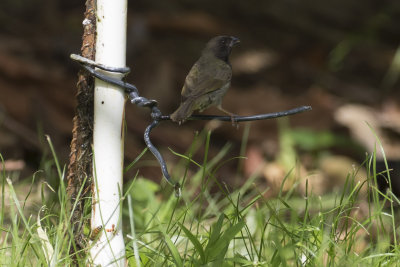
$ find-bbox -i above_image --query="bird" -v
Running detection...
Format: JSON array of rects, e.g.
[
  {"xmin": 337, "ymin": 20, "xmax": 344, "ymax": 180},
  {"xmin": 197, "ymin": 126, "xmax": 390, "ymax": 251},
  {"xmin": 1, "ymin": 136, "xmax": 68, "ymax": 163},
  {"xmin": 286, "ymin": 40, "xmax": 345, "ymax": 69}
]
[{"xmin": 170, "ymin": 35, "xmax": 240, "ymax": 125}]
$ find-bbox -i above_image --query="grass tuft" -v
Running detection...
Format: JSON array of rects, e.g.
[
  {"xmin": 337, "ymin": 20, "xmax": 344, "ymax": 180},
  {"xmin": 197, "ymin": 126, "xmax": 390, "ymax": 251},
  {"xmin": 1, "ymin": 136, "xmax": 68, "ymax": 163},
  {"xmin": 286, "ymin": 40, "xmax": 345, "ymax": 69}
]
[{"xmin": 0, "ymin": 129, "xmax": 399, "ymax": 266}]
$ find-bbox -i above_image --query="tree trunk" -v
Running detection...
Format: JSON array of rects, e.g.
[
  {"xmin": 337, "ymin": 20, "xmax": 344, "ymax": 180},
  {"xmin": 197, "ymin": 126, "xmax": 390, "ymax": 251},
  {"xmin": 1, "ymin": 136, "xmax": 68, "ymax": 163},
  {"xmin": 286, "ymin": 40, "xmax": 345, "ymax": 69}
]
[{"xmin": 66, "ymin": 0, "xmax": 96, "ymax": 254}]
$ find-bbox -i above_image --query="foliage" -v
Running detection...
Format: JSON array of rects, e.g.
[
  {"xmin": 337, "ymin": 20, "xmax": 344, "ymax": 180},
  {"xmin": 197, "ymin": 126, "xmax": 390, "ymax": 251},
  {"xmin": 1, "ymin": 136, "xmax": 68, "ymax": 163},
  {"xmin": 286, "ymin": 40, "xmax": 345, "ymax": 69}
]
[{"xmin": 0, "ymin": 131, "xmax": 399, "ymax": 266}]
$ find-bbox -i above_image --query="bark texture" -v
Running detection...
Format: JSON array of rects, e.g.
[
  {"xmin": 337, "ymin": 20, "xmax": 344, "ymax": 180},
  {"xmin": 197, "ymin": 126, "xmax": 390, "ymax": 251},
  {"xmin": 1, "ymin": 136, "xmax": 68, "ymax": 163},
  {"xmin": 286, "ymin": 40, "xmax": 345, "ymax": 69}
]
[{"xmin": 66, "ymin": 0, "xmax": 96, "ymax": 251}]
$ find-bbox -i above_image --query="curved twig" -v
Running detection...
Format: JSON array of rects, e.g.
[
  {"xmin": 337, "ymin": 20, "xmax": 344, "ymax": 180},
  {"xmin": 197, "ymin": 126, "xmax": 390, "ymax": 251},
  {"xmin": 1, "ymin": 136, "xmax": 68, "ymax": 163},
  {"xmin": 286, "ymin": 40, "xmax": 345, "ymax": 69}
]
[{"xmin": 144, "ymin": 120, "xmax": 181, "ymax": 197}]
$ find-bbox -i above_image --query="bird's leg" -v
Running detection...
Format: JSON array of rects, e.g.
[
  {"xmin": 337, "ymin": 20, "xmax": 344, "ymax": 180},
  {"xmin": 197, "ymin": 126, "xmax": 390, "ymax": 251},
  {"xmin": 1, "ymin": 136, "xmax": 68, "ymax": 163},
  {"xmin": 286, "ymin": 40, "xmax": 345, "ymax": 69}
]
[{"xmin": 217, "ymin": 106, "xmax": 238, "ymax": 127}]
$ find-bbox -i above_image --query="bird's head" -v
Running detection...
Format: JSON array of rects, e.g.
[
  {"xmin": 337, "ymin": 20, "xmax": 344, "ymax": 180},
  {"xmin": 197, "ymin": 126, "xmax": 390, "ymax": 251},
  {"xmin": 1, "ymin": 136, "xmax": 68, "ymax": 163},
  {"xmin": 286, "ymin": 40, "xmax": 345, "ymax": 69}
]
[{"xmin": 203, "ymin": 35, "xmax": 240, "ymax": 63}]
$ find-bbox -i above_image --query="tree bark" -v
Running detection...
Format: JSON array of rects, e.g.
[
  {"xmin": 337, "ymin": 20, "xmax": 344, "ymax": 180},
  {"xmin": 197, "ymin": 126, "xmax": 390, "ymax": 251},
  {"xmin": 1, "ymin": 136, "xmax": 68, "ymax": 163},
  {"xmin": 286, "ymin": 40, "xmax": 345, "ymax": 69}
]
[{"xmin": 66, "ymin": 0, "xmax": 96, "ymax": 253}]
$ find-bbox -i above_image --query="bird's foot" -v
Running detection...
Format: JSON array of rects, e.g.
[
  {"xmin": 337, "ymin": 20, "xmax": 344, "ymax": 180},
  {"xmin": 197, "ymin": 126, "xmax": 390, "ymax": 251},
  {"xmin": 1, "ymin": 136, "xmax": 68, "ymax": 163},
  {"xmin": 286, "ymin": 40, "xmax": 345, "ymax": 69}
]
[
  {"xmin": 217, "ymin": 106, "xmax": 239, "ymax": 128},
  {"xmin": 230, "ymin": 115, "xmax": 239, "ymax": 128}
]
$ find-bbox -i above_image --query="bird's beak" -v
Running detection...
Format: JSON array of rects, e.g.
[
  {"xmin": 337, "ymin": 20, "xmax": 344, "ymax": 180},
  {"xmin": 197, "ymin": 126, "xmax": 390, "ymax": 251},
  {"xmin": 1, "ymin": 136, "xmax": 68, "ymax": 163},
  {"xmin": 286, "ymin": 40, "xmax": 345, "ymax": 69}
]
[{"xmin": 230, "ymin": 36, "xmax": 240, "ymax": 46}]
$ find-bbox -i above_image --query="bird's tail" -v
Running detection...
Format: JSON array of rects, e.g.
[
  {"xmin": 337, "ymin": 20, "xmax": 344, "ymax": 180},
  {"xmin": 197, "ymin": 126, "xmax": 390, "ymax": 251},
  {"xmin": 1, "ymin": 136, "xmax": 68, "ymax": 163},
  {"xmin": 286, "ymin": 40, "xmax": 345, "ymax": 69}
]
[{"xmin": 170, "ymin": 99, "xmax": 195, "ymax": 124}]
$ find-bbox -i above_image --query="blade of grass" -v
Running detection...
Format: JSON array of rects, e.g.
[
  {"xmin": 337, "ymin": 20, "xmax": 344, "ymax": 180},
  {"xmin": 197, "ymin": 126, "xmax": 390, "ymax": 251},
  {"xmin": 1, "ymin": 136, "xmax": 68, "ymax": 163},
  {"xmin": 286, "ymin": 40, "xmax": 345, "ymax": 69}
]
[
  {"xmin": 45, "ymin": 135, "xmax": 63, "ymax": 180},
  {"xmin": 162, "ymin": 230, "xmax": 183, "ymax": 267},
  {"xmin": 206, "ymin": 219, "xmax": 245, "ymax": 261},
  {"xmin": 0, "ymin": 153, "xmax": 5, "ymax": 226},
  {"xmin": 177, "ymin": 222, "xmax": 206, "ymax": 263},
  {"xmin": 125, "ymin": 148, "xmax": 148, "ymax": 173},
  {"xmin": 128, "ymin": 194, "xmax": 141, "ymax": 267}
]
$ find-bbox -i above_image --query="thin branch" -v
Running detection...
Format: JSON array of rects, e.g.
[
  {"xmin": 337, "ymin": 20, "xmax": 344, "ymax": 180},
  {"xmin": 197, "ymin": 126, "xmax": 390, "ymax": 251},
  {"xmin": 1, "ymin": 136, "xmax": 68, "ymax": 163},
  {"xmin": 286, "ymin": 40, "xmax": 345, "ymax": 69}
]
[{"xmin": 158, "ymin": 106, "xmax": 312, "ymax": 122}]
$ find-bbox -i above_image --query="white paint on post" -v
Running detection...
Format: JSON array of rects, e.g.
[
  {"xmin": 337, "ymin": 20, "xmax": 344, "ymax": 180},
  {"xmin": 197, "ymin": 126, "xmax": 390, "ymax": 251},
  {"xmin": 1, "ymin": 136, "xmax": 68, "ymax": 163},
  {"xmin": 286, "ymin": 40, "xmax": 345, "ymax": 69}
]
[{"xmin": 90, "ymin": 0, "xmax": 127, "ymax": 265}]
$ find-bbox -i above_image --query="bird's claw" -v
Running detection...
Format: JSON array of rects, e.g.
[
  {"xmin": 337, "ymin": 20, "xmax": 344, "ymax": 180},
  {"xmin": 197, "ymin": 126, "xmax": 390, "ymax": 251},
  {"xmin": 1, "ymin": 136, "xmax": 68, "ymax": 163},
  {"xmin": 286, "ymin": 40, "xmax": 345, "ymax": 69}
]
[{"xmin": 230, "ymin": 115, "xmax": 239, "ymax": 128}]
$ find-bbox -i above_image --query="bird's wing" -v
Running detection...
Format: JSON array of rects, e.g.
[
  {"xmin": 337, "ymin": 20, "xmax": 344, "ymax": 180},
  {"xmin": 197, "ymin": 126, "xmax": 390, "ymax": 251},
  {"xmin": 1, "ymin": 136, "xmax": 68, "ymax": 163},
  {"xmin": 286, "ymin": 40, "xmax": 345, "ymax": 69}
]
[{"xmin": 181, "ymin": 58, "xmax": 232, "ymax": 102}]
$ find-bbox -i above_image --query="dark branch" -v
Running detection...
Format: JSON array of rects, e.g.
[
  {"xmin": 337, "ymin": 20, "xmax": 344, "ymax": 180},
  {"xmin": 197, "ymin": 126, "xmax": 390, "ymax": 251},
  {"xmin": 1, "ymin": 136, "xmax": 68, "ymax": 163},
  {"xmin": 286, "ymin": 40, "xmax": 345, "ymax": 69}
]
[
  {"xmin": 70, "ymin": 54, "xmax": 311, "ymax": 197},
  {"xmin": 158, "ymin": 106, "xmax": 312, "ymax": 122}
]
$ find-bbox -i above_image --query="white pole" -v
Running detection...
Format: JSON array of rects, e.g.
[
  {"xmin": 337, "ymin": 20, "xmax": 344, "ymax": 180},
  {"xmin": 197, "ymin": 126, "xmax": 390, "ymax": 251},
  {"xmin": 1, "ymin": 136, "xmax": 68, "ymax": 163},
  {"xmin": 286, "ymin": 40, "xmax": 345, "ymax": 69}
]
[{"xmin": 90, "ymin": 0, "xmax": 127, "ymax": 265}]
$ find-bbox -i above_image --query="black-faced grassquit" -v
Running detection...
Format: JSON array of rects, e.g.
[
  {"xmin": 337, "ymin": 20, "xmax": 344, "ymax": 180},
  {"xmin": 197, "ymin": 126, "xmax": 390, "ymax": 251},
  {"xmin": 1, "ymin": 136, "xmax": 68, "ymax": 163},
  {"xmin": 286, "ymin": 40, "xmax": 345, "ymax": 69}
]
[{"xmin": 170, "ymin": 35, "xmax": 240, "ymax": 124}]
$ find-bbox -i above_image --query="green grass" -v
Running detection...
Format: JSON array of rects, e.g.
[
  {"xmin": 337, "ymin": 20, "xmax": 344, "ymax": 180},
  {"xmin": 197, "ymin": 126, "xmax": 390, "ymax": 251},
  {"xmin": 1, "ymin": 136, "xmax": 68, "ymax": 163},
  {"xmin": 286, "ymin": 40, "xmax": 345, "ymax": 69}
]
[{"xmin": 1, "ymin": 130, "xmax": 399, "ymax": 266}]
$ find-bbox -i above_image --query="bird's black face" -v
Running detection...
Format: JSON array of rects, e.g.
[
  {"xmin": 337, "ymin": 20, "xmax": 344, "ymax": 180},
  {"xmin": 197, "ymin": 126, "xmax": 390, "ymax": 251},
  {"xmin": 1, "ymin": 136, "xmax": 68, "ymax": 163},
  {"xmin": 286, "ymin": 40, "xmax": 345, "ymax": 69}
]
[{"xmin": 205, "ymin": 36, "xmax": 240, "ymax": 62}]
